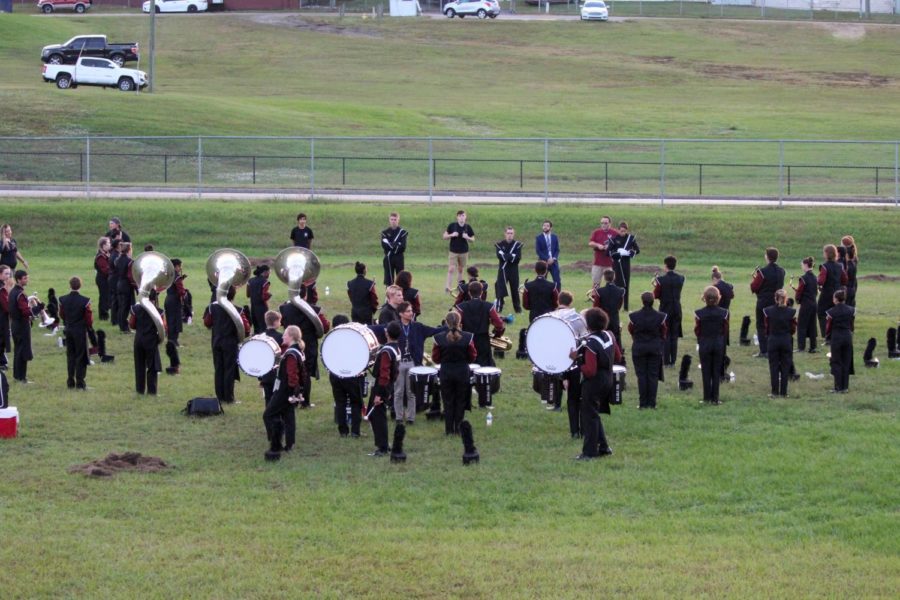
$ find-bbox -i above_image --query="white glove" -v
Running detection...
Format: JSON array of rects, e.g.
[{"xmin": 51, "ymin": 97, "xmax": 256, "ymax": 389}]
[{"xmin": 617, "ymin": 248, "xmax": 630, "ymax": 257}]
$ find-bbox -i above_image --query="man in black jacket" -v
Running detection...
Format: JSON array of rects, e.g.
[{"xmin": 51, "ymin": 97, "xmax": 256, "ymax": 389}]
[
  {"xmin": 381, "ymin": 212, "xmax": 408, "ymax": 286},
  {"xmin": 59, "ymin": 277, "xmax": 93, "ymax": 390},
  {"xmin": 204, "ymin": 286, "xmax": 251, "ymax": 403},
  {"xmin": 523, "ymin": 261, "xmax": 559, "ymax": 323},
  {"xmin": 8, "ymin": 270, "xmax": 33, "ymax": 383},
  {"xmin": 456, "ymin": 282, "xmax": 506, "ymax": 368},
  {"xmin": 129, "ymin": 291, "xmax": 164, "ymax": 395},
  {"xmin": 750, "ymin": 247, "xmax": 786, "ymax": 358},
  {"xmin": 495, "ymin": 226, "xmax": 523, "ymax": 314},
  {"xmin": 653, "ymin": 255, "xmax": 684, "ymax": 367},
  {"xmin": 347, "ymin": 262, "xmax": 379, "ymax": 325},
  {"xmin": 591, "ymin": 268, "xmax": 626, "ymax": 354}
]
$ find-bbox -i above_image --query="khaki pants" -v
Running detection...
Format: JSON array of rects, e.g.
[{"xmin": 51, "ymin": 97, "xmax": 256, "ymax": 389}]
[
  {"xmin": 393, "ymin": 359, "xmax": 416, "ymax": 422},
  {"xmin": 447, "ymin": 252, "xmax": 468, "ymax": 290}
]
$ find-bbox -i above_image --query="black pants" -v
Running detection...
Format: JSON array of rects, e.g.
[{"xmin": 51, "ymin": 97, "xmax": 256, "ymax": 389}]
[
  {"xmin": 109, "ymin": 281, "xmax": 118, "ymax": 325},
  {"xmin": 767, "ymin": 334, "xmax": 793, "ymax": 396},
  {"xmin": 565, "ymin": 370, "xmax": 582, "ymax": 436},
  {"xmin": 698, "ymin": 342, "xmax": 724, "ymax": 402},
  {"xmin": 11, "ymin": 326, "xmax": 32, "ymax": 381},
  {"xmin": 0, "ymin": 320, "xmax": 10, "ymax": 367},
  {"xmin": 118, "ymin": 289, "xmax": 134, "ymax": 332},
  {"xmin": 212, "ymin": 342, "xmax": 238, "ymax": 403},
  {"xmin": 797, "ymin": 304, "xmax": 817, "ymax": 351},
  {"xmin": 755, "ymin": 304, "xmax": 770, "ymax": 354},
  {"xmin": 65, "ymin": 329, "xmax": 88, "ymax": 388},
  {"xmin": 367, "ymin": 400, "xmax": 389, "ymax": 451},
  {"xmin": 614, "ymin": 259, "xmax": 631, "ymax": 311},
  {"xmin": 830, "ymin": 333, "xmax": 853, "ymax": 391},
  {"xmin": 663, "ymin": 326, "xmax": 679, "ymax": 366},
  {"xmin": 250, "ymin": 304, "xmax": 267, "ymax": 335},
  {"xmin": 165, "ymin": 303, "xmax": 183, "ymax": 345},
  {"xmin": 580, "ymin": 379, "xmax": 611, "ymax": 457},
  {"xmin": 440, "ymin": 368, "xmax": 469, "ymax": 435},
  {"xmin": 632, "ymin": 349, "xmax": 661, "ymax": 408},
  {"xmin": 263, "ymin": 392, "xmax": 297, "ymax": 450},
  {"xmin": 383, "ymin": 254, "xmax": 404, "ymax": 286},
  {"xmin": 332, "ymin": 376, "xmax": 363, "ymax": 436},
  {"xmin": 817, "ymin": 296, "xmax": 835, "ymax": 340},
  {"xmin": 495, "ymin": 268, "xmax": 521, "ymax": 313},
  {"xmin": 96, "ymin": 274, "xmax": 110, "ymax": 320},
  {"xmin": 133, "ymin": 342, "xmax": 159, "ymax": 394}
]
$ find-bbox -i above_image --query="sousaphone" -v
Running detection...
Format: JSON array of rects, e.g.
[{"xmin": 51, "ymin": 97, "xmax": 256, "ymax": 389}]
[
  {"xmin": 132, "ymin": 251, "xmax": 177, "ymax": 345},
  {"xmin": 205, "ymin": 249, "xmax": 252, "ymax": 344},
  {"xmin": 273, "ymin": 246, "xmax": 323, "ymax": 338}
]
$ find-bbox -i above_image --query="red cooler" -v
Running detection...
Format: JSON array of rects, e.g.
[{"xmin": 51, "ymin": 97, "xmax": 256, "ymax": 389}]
[{"xmin": 0, "ymin": 407, "xmax": 18, "ymax": 438}]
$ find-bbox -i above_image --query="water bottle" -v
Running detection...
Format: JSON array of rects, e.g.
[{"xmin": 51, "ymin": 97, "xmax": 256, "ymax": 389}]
[
  {"xmin": 752, "ymin": 333, "xmax": 759, "ymax": 346},
  {"xmin": 346, "ymin": 404, "xmax": 352, "ymax": 426},
  {"xmin": 325, "ymin": 286, "xmax": 331, "ymax": 296},
  {"xmin": 486, "ymin": 411, "xmax": 493, "ymax": 427},
  {"xmin": 729, "ymin": 371, "xmax": 736, "ymax": 383}
]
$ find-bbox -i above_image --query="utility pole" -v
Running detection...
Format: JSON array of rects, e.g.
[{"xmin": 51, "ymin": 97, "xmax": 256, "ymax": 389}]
[{"xmin": 148, "ymin": 0, "xmax": 157, "ymax": 92}]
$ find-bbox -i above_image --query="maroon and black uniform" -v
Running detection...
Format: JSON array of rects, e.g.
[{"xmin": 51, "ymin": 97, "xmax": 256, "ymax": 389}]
[
  {"xmin": 694, "ymin": 305, "xmax": 729, "ymax": 404},
  {"xmin": 794, "ymin": 271, "xmax": 818, "ymax": 352},
  {"xmin": 0, "ymin": 285, "xmax": 10, "ymax": 369},
  {"xmin": 165, "ymin": 274, "xmax": 187, "ymax": 345},
  {"xmin": 607, "ymin": 233, "xmax": 640, "ymax": 310},
  {"xmin": 203, "ymin": 302, "xmax": 251, "ymax": 403},
  {"xmin": 628, "ymin": 306, "xmax": 667, "ymax": 409},
  {"xmin": 368, "ymin": 343, "xmax": 400, "ymax": 452},
  {"xmin": 825, "ymin": 303, "xmax": 855, "ymax": 392},
  {"xmin": 400, "ymin": 285, "xmax": 421, "ymax": 320},
  {"xmin": 8, "ymin": 284, "xmax": 33, "ymax": 382},
  {"xmin": 431, "ymin": 330, "xmax": 477, "ymax": 435},
  {"xmin": 523, "ymin": 276, "xmax": 559, "ymax": 323},
  {"xmin": 454, "ymin": 277, "xmax": 488, "ymax": 306},
  {"xmin": 455, "ymin": 298, "xmax": 505, "ymax": 368},
  {"xmin": 246, "ymin": 275, "xmax": 271, "ymax": 335},
  {"xmin": 107, "ymin": 248, "xmax": 120, "ymax": 325},
  {"xmin": 381, "ymin": 226, "xmax": 408, "ymax": 286},
  {"xmin": 817, "ymin": 261, "xmax": 847, "ymax": 339},
  {"xmin": 115, "ymin": 254, "xmax": 137, "ymax": 333},
  {"xmin": 764, "ymin": 305, "xmax": 797, "ymax": 397},
  {"xmin": 347, "ymin": 274, "xmax": 379, "ymax": 325},
  {"xmin": 592, "ymin": 282, "xmax": 626, "ymax": 353},
  {"xmin": 280, "ymin": 301, "xmax": 330, "ymax": 408},
  {"xmin": 129, "ymin": 302, "xmax": 165, "ymax": 395},
  {"xmin": 59, "ymin": 290, "xmax": 93, "ymax": 389},
  {"xmin": 94, "ymin": 251, "xmax": 111, "ymax": 320},
  {"xmin": 750, "ymin": 262, "xmax": 785, "ymax": 355},
  {"xmin": 654, "ymin": 271, "xmax": 684, "ymax": 366},
  {"xmin": 263, "ymin": 343, "xmax": 306, "ymax": 452},
  {"xmin": 578, "ymin": 331, "xmax": 621, "ymax": 457}
]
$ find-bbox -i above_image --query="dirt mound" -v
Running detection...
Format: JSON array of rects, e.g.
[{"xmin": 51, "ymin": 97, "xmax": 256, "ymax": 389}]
[
  {"xmin": 860, "ymin": 273, "xmax": 900, "ymax": 282},
  {"xmin": 68, "ymin": 452, "xmax": 171, "ymax": 478}
]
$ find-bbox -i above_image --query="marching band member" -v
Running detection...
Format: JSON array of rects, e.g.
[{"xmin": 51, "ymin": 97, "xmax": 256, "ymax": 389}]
[
  {"xmin": 8, "ymin": 270, "xmax": 33, "ymax": 383},
  {"xmin": 750, "ymin": 247, "xmax": 785, "ymax": 358},
  {"xmin": 59, "ymin": 277, "xmax": 93, "ymax": 390},
  {"xmin": 107, "ymin": 239, "xmax": 120, "ymax": 326},
  {"xmin": 523, "ymin": 260, "xmax": 559, "ymax": 323},
  {"xmin": 628, "ymin": 292, "xmax": 667, "ymax": 410},
  {"xmin": 794, "ymin": 257, "xmax": 818, "ymax": 353},
  {"xmin": 394, "ymin": 271, "xmax": 421, "ymax": 321},
  {"xmin": 368, "ymin": 321, "xmax": 402, "ymax": 456},
  {"xmin": 246, "ymin": 264, "xmax": 272, "ymax": 335},
  {"xmin": 840, "ymin": 235, "xmax": 858, "ymax": 307},
  {"xmin": 129, "ymin": 290, "xmax": 165, "ymax": 395},
  {"xmin": 454, "ymin": 265, "xmax": 488, "ymax": 305},
  {"xmin": 694, "ymin": 286, "xmax": 729, "ymax": 405},
  {"xmin": 115, "ymin": 242, "xmax": 137, "ymax": 334},
  {"xmin": 94, "ymin": 237, "xmax": 111, "ymax": 320},
  {"xmin": 591, "ymin": 268, "xmax": 625, "ymax": 356},
  {"xmin": 381, "ymin": 212, "xmax": 408, "ymax": 286},
  {"xmin": 607, "ymin": 221, "xmax": 640, "ymax": 310},
  {"xmin": 817, "ymin": 244, "xmax": 847, "ymax": 340},
  {"xmin": 259, "ymin": 310, "xmax": 283, "ymax": 405},
  {"xmin": 455, "ymin": 281, "xmax": 506, "ymax": 369},
  {"xmin": 263, "ymin": 325, "xmax": 306, "ymax": 456},
  {"xmin": 557, "ymin": 291, "xmax": 583, "ymax": 429},
  {"xmin": 347, "ymin": 262, "xmax": 379, "ymax": 325},
  {"xmin": 327, "ymin": 315, "xmax": 364, "ymax": 439},
  {"xmin": 571, "ymin": 308, "xmax": 620, "ymax": 460},
  {"xmin": 165, "ymin": 259, "xmax": 188, "ymax": 347},
  {"xmin": 654, "ymin": 255, "xmax": 684, "ymax": 367},
  {"xmin": 431, "ymin": 312, "xmax": 476, "ymax": 436},
  {"xmin": 280, "ymin": 286, "xmax": 330, "ymax": 409},
  {"xmin": 535, "ymin": 220, "xmax": 561, "ymax": 291},
  {"xmin": 763, "ymin": 289, "xmax": 797, "ymax": 398},
  {"xmin": 378, "ymin": 284, "xmax": 403, "ymax": 325},
  {"xmin": 443, "ymin": 210, "xmax": 475, "ymax": 293},
  {"xmin": 711, "ymin": 266, "xmax": 734, "ymax": 379},
  {"xmin": 0, "ymin": 265, "xmax": 11, "ymax": 371},
  {"xmin": 204, "ymin": 285, "xmax": 250, "ymax": 404},
  {"xmin": 494, "ymin": 226, "xmax": 523, "ymax": 314},
  {"xmin": 825, "ymin": 289, "xmax": 855, "ymax": 393}
]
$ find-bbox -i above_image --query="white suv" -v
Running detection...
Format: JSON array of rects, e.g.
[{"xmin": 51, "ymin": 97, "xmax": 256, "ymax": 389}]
[{"xmin": 443, "ymin": 0, "xmax": 500, "ymax": 18}]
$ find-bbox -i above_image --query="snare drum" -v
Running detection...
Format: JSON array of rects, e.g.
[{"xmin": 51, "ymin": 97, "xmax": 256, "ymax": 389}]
[
  {"xmin": 612, "ymin": 365, "xmax": 627, "ymax": 405},
  {"xmin": 321, "ymin": 323, "xmax": 380, "ymax": 378},
  {"xmin": 527, "ymin": 308, "xmax": 588, "ymax": 374},
  {"xmin": 238, "ymin": 334, "xmax": 282, "ymax": 377},
  {"xmin": 409, "ymin": 366, "xmax": 438, "ymax": 412},
  {"xmin": 474, "ymin": 366, "xmax": 501, "ymax": 407}
]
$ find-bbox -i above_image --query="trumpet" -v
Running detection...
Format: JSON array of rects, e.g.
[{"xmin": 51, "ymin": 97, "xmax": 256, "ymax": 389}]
[
  {"xmin": 490, "ymin": 335, "xmax": 514, "ymax": 351},
  {"xmin": 651, "ymin": 273, "xmax": 660, "ymax": 288},
  {"xmin": 585, "ymin": 285, "xmax": 599, "ymax": 300},
  {"xmin": 751, "ymin": 265, "xmax": 762, "ymax": 280}
]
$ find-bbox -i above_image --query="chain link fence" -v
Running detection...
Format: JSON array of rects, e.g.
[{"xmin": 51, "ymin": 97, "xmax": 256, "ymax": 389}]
[{"xmin": 1, "ymin": 136, "xmax": 897, "ymax": 204}]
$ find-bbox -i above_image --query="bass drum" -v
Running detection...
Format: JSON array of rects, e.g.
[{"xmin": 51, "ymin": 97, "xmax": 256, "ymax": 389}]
[
  {"xmin": 238, "ymin": 334, "xmax": 282, "ymax": 377},
  {"xmin": 526, "ymin": 308, "xmax": 588, "ymax": 374},
  {"xmin": 321, "ymin": 323, "xmax": 380, "ymax": 378}
]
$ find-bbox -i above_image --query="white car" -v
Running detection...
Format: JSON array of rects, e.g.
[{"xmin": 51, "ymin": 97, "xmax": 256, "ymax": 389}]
[
  {"xmin": 443, "ymin": 0, "xmax": 500, "ymax": 19},
  {"xmin": 580, "ymin": 0, "xmax": 609, "ymax": 20},
  {"xmin": 142, "ymin": 0, "xmax": 207, "ymax": 13}
]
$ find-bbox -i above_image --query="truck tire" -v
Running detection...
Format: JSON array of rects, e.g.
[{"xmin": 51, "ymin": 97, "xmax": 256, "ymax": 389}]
[
  {"xmin": 48, "ymin": 54, "xmax": 64, "ymax": 65},
  {"xmin": 56, "ymin": 75, "xmax": 72, "ymax": 90},
  {"xmin": 74, "ymin": 3, "xmax": 85, "ymax": 12},
  {"xmin": 110, "ymin": 54, "xmax": 125, "ymax": 67},
  {"xmin": 41, "ymin": 4, "xmax": 53, "ymax": 13},
  {"xmin": 118, "ymin": 77, "xmax": 135, "ymax": 92},
  {"xmin": 187, "ymin": 4, "xmax": 197, "ymax": 11}
]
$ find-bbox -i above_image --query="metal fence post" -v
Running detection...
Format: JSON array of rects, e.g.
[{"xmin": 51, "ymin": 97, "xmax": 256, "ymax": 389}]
[
  {"xmin": 659, "ymin": 140, "xmax": 665, "ymax": 206},
  {"xmin": 895, "ymin": 141, "xmax": 899, "ymax": 206},
  {"xmin": 778, "ymin": 140, "xmax": 784, "ymax": 207},
  {"xmin": 85, "ymin": 135, "xmax": 90, "ymax": 199},
  {"xmin": 428, "ymin": 138, "xmax": 433, "ymax": 204},
  {"xmin": 197, "ymin": 136, "xmax": 203, "ymax": 199},
  {"xmin": 543, "ymin": 138, "xmax": 549, "ymax": 203},
  {"xmin": 310, "ymin": 137, "xmax": 315, "ymax": 199}
]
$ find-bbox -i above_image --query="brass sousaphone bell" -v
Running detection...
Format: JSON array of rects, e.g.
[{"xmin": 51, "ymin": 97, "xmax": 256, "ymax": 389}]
[
  {"xmin": 132, "ymin": 251, "xmax": 177, "ymax": 345},
  {"xmin": 273, "ymin": 246, "xmax": 323, "ymax": 338},
  {"xmin": 205, "ymin": 249, "xmax": 252, "ymax": 344}
]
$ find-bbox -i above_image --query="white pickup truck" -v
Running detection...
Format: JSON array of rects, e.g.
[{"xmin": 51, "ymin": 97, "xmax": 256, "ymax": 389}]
[{"xmin": 42, "ymin": 57, "xmax": 149, "ymax": 92}]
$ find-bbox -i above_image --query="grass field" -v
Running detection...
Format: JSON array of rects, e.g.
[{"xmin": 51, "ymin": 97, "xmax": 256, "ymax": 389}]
[{"xmin": 0, "ymin": 201, "xmax": 898, "ymax": 598}]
